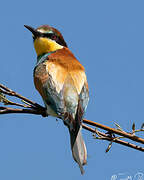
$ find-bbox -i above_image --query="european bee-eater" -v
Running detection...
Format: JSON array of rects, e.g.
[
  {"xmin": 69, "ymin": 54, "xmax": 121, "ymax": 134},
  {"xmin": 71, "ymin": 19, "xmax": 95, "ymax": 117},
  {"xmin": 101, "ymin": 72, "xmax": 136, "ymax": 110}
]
[{"xmin": 24, "ymin": 24, "xmax": 89, "ymax": 174}]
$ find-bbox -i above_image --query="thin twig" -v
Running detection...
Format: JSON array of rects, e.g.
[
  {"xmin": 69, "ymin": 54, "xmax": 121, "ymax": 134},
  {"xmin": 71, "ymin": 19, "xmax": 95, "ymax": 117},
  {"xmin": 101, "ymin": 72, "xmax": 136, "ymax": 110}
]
[
  {"xmin": 0, "ymin": 84, "xmax": 43, "ymax": 109},
  {"xmin": 83, "ymin": 119, "xmax": 144, "ymax": 144},
  {"xmin": 82, "ymin": 124, "xmax": 144, "ymax": 152}
]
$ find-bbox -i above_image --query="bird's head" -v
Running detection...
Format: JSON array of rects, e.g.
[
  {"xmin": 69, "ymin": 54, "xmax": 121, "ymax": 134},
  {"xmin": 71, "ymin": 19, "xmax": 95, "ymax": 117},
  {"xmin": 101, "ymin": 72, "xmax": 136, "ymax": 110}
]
[{"xmin": 24, "ymin": 25, "xmax": 67, "ymax": 56}]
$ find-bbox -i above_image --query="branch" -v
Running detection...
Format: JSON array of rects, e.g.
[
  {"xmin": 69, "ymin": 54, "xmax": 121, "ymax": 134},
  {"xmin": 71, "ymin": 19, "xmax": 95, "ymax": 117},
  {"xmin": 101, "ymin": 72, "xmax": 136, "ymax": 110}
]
[
  {"xmin": 82, "ymin": 124, "xmax": 144, "ymax": 152},
  {"xmin": 0, "ymin": 84, "xmax": 44, "ymax": 109},
  {"xmin": 0, "ymin": 83, "xmax": 144, "ymax": 153},
  {"xmin": 83, "ymin": 119, "xmax": 144, "ymax": 144},
  {"xmin": 0, "ymin": 107, "xmax": 45, "ymax": 115}
]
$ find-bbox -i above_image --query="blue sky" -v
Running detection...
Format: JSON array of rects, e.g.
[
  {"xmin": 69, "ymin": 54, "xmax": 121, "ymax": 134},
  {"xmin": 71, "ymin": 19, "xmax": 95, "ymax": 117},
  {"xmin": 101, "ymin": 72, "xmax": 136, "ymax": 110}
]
[{"xmin": 0, "ymin": 0, "xmax": 144, "ymax": 179}]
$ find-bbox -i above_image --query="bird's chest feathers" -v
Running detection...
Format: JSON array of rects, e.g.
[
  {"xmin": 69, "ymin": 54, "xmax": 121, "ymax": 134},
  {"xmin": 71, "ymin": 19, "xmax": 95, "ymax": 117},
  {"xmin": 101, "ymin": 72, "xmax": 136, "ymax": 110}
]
[{"xmin": 34, "ymin": 37, "xmax": 63, "ymax": 56}]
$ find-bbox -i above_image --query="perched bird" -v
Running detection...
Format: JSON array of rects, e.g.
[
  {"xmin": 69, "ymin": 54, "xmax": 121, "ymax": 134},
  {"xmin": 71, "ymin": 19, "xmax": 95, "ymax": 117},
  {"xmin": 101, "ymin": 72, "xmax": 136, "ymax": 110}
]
[{"xmin": 24, "ymin": 25, "xmax": 89, "ymax": 174}]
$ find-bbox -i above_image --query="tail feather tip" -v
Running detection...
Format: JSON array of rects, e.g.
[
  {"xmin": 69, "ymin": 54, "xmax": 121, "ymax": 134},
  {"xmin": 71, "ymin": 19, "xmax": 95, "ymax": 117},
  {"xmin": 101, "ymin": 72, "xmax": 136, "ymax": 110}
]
[{"xmin": 79, "ymin": 165, "xmax": 85, "ymax": 175}]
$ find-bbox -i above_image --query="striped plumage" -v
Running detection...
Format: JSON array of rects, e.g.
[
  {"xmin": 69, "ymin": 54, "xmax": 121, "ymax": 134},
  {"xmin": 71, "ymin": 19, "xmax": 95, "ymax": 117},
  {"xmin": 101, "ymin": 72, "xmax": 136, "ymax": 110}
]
[{"xmin": 25, "ymin": 25, "xmax": 89, "ymax": 174}]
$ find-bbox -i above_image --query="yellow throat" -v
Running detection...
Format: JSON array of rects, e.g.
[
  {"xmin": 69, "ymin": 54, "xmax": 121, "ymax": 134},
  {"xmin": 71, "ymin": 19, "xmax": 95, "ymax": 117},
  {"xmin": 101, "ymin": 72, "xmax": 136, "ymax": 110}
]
[{"xmin": 34, "ymin": 37, "xmax": 63, "ymax": 56}]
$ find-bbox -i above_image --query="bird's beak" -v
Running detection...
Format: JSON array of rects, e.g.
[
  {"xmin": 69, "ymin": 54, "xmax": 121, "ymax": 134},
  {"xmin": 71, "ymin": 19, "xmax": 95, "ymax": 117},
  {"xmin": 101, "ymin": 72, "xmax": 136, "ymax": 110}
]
[{"xmin": 24, "ymin": 25, "xmax": 41, "ymax": 37}]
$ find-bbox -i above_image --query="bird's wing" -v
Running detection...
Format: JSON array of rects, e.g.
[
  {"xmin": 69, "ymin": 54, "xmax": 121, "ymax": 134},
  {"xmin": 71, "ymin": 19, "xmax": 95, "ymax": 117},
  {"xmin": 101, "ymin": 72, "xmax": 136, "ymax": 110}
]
[
  {"xmin": 34, "ymin": 59, "xmax": 66, "ymax": 115},
  {"xmin": 79, "ymin": 80, "xmax": 89, "ymax": 113},
  {"xmin": 69, "ymin": 70, "xmax": 89, "ymax": 112}
]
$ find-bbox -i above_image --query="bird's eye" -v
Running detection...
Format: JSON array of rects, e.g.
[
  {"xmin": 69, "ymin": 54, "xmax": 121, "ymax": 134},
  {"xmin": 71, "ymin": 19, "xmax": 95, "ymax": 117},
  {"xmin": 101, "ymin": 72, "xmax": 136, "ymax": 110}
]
[{"xmin": 51, "ymin": 34, "xmax": 57, "ymax": 41}]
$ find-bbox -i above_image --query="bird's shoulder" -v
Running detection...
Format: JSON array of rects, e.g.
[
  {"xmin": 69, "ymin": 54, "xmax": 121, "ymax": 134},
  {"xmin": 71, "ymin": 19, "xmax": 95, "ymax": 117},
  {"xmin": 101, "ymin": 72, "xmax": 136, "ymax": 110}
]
[{"xmin": 46, "ymin": 47, "xmax": 84, "ymax": 72}]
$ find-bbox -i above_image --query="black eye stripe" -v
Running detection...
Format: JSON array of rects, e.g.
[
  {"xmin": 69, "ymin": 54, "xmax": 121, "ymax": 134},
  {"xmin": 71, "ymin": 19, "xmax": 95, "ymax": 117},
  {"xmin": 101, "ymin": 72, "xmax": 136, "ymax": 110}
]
[
  {"xmin": 42, "ymin": 33, "xmax": 55, "ymax": 38},
  {"xmin": 33, "ymin": 31, "xmax": 67, "ymax": 47}
]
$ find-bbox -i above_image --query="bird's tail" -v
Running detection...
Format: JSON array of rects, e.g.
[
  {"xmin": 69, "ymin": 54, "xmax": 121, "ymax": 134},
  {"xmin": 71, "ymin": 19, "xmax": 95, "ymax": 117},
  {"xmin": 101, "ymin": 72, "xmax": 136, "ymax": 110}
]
[
  {"xmin": 62, "ymin": 75, "xmax": 87, "ymax": 174},
  {"xmin": 69, "ymin": 126, "xmax": 87, "ymax": 174}
]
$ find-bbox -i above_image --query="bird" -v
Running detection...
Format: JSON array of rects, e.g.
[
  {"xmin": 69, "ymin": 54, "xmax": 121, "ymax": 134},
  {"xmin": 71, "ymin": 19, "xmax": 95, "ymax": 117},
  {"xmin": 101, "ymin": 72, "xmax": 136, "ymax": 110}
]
[{"xmin": 24, "ymin": 24, "xmax": 89, "ymax": 174}]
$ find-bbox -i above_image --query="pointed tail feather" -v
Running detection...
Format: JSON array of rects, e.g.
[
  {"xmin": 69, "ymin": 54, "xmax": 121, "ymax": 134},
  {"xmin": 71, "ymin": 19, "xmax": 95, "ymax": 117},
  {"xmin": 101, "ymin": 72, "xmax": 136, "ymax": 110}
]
[{"xmin": 69, "ymin": 126, "xmax": 87, "ymax": 174}]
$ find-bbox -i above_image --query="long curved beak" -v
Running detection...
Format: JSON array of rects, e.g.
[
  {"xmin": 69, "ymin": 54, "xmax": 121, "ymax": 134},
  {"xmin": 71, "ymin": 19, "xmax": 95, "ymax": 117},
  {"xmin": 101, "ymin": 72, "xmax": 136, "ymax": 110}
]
[{"xmin": 24, "ymin": 25, "xmax": 41, "ymax": 37}]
